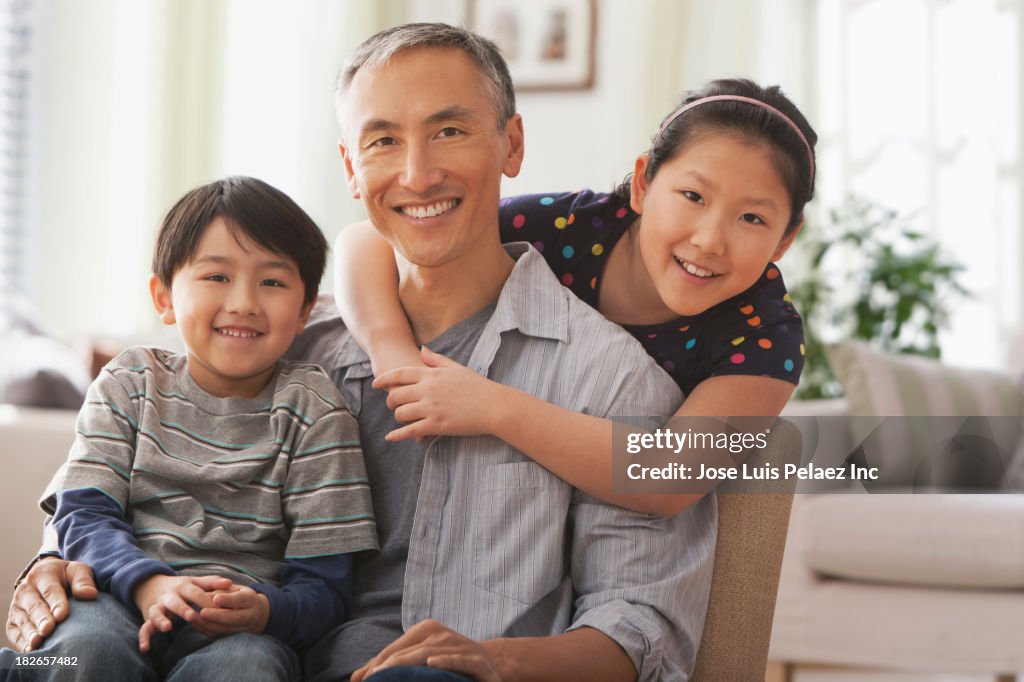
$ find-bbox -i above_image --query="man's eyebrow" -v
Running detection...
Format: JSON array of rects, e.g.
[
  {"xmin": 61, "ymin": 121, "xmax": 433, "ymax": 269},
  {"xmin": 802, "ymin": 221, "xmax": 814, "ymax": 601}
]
[
  {"xmin": 359, "ymin": 118, "xmax": 397, "ymax": 137},
  {"xmin": 424, "ymin": 106, "xmax": 478, "ymax": 125}
]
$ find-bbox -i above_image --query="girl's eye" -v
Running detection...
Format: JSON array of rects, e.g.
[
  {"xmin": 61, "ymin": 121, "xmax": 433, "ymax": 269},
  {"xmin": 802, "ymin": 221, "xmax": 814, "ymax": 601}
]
[
  {"xmin": 682, "ymin": 190, "xmax": 704, "ymax": 204},
  {"xmin": 741, "ymin": 213, "xmax": 765, "ymax": 225},
  {"xmin": 261, "ymin": 279, "xmax": 284, "ymax": 288}
]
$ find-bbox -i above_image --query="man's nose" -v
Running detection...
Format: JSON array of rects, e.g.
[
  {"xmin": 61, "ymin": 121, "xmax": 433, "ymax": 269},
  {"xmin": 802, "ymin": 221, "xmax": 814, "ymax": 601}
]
[{"xmin": 399, "ymin": 142, "xmax": 447, "ymax": 194}]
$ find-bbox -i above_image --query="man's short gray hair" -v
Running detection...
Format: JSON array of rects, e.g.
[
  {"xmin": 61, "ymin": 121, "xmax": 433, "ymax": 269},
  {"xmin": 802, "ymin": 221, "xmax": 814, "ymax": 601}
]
[{"xmin": 335, "ymin": 23, "xmax": 516, "ymax": 138}]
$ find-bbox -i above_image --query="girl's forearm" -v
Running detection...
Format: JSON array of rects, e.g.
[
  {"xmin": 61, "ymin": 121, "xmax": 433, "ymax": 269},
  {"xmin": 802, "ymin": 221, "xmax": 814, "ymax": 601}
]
[
  {"xmin": 489, "ymin": 386, "xmax": 703, "ymax": 516},
  {"xmin": 333, "ymin": 223, "xmax": 422, "ymax": 375}
]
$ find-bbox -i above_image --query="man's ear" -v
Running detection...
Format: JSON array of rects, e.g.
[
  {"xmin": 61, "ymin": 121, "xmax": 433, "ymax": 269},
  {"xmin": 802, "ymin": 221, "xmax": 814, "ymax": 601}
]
[
  {"xmin": 501, "ymin": 114, "xmax": 525, "ymax": 179},
  {"xmin": 629, "ymin": 154, "xmax": 651, "ymax": 215},
  {"xmin": 771, "ymin": 219, "xmax": 804, "ymax": 261},
  {"xmin": 339, "ymin": 139, "xmax": 361, "ymax": 199},
  {"xmin": 149, "ymin": 274, "xmax": 176, "ymax": 326}
]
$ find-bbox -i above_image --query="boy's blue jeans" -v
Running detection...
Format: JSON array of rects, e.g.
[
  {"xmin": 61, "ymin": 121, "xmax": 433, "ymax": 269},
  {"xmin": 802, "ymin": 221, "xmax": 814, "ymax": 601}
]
[{"xmin": 0, "ymin": 593, "xmax": 300, "ymax": 681}]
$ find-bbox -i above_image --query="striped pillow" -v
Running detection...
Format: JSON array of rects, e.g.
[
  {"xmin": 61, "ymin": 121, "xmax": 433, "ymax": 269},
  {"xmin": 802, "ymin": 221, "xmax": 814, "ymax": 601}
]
[
  {"xmin": 826, "ymin": 341, "xmax": 1022, "ymax": 487},
  {"xmin": 826, "ymin": 341, "xmax": 1021, "ymax": 417}
]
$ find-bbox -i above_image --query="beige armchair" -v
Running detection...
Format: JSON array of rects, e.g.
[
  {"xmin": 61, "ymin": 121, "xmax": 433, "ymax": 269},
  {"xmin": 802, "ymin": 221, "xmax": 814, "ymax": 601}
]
[{"xmin": 692, "ymin": 419, "xmax": 802, "ymax": 682}]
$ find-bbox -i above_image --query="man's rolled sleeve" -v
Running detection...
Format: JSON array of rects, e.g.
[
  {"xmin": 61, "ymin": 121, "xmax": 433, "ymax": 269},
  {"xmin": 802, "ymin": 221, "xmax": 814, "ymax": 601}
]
[{"xmin": 567, "ymin": 364, "xmax": 718, "ymax": 681}]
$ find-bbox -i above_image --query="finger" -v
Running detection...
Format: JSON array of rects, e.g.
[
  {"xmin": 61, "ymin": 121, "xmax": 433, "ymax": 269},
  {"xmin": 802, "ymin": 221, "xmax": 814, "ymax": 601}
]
[
  {"xmin": 386, "ymin": 420, "xmax": 434, "ymax": 443},
  {"xmin": 211, "ymin": 588, "xmax": 255, "ymax": 610},
  {"xmin": 6, "ymin": 606, "xmax": 38, "ymax": 653},
  {"xmin": 384, "ymin": 384, "xmax": 419, "ymax": 411},
  {"xmin": 391, "ymin": 403, "xmax": 428, "ymax": 426},
  {"xmin": 188, "ymin": 576, "xmax": 234, "ymax": 592},
  {"xmin": 65, "ymin": 561, "xmax": 98, "ymax": 601},
  {"xmin": 33, "ymin": 571, "xmax": 71, "ymax": 624},
  {"xmin": 372, "ymin": 367, "xmax": 424, "ymax": 390},
  {"xmin": 197, "ymin": 606, "xmax": 251, "ymax": 627},
  {"xmin": 25, "ymin": 600, "xmax": 57, "ymax": 639},
  {"xmin": 420, "ymin": 347, "xmax": 461, "ymax": 369},
  {"xmin": 138, "ymin": 619, "xmax": 159, "ymax": 652},
  {"xmin": 159, "ymin": 592, "xmax": 197, "ymax": 622},
  {"xmin": 147, "ymin": 603, "xmax": 174, "ymax": 633},
  {"xmin": 190, "ymin": 614, "xmax": 239, "ymax": 637},
  {"xmin": 427, "ymin": 654, "xmax": 501, "ymax": 682},
  {"xmin": 177, "ymin": 582, "xmax": 217, "ymax": 611},
  {"xmin": 367, "ymin": 619, "xmax": 443, "ymax": 669}
]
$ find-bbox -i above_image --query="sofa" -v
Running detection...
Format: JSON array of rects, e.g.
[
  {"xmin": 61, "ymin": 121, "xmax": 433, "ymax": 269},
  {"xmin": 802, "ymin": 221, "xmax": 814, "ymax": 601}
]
[
  {"xmin": 768, "ymin": 339, "xmax": 1024, "ymax": 681},
  {"xmin": 0, "ymin": 405, "xmax": 78, "ymax": 648}
]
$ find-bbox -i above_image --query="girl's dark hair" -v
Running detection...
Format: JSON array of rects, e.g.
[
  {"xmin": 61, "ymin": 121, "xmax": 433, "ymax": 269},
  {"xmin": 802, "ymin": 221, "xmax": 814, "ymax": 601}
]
[
  {"xmin": 152, "ymin": 176, "xmax": 328, "ymax": 306},
  {"xmin": 616, "ymin": 78, "xmax": 817, "ymax": 234}
]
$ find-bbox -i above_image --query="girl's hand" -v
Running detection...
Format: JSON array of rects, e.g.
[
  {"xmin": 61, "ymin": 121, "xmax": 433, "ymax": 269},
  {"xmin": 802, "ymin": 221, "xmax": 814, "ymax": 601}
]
[{"xmin": 372, "ymin": 347, "xmax": 502, "ymax": 441}]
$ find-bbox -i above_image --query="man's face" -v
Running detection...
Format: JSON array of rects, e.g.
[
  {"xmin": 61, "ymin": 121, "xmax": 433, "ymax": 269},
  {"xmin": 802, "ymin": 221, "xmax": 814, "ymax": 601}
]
[{"xmin": 339, "ymin": 47, "xmax": 524, "ymax": 269}]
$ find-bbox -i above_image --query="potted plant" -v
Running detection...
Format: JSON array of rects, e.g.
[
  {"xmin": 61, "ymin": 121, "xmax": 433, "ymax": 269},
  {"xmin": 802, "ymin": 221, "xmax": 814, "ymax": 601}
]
[{"xmin": 791, "ymin": 197, "xmax": 969, "ymax": 399}]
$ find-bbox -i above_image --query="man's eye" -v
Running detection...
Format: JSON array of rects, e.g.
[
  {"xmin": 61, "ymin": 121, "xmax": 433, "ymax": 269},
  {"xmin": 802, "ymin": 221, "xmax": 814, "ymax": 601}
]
[
  {"xmin": 682, "ymin": 190, "xmax": 704, "ymax": 204},
  {"xmin": 438, "ymin": 127, "xmax": 461, "ymax": 138},
  {"xmin": 741, "ymin": 213, "xmax": 765, "ymax": 225},
  {"xmin": 370, "ymin": 137, "xmax": 397, "ymax": 147},
  {"xmin": 261, "ymin": 279, "xmax": 284, "ymax": 288}
]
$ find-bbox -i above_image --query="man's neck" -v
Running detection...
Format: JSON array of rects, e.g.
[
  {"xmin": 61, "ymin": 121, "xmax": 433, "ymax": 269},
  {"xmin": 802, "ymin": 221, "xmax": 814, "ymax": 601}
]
[{"xmin": 398, "ymin": 242, "xmax": 515, "ymax": 344}]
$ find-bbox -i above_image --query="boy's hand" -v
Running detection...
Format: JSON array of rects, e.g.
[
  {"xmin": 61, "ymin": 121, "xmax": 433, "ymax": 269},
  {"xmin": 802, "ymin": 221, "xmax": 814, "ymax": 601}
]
[
  {"xmin": 133, "ymin": 574, "xmax": 231, "ymax": 651},
  {"xmin": 193, "ymin": 584, "xmax": 270, "ymax": 638},
  {"xmin": 373, "ymin": 346, "xmax": 502, "ymax": 442}
]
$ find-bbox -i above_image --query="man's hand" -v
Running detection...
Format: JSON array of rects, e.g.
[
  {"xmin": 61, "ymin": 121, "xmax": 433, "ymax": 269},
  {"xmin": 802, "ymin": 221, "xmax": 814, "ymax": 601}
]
[
  {"xmin": 352, "ymin": 619, "xmax": 502, "ymax": 682},
  {"xmin": 6, "ymin": 557, "xmax": 97, "ymax": 652},
  {"xmin": 192, "ymin": 584, "xmax": 270, "ymax": 639},
  {"xmin": 133, "ymin": 574, "xmax": 231, "ymax": 651}
]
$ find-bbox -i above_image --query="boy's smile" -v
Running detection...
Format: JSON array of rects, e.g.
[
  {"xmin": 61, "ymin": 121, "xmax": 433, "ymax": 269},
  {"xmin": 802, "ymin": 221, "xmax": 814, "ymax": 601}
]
[{"xmin": 150, "ymin": 218, "xmax": 312, "ymax": 398}]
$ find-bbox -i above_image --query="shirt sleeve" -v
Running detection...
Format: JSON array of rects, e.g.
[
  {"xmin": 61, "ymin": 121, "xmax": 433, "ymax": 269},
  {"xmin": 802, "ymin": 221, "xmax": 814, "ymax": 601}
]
[
  {"xmin": 705, "ymin": 265, "xmax": 805, "ymax": 386},
  {"xmin": 253, "ymin": 555, "xmax": 353, "ymax": 649},
  {"xmin": 566, "ymin": 362, "xmax": 718, "ymax": 681},
  {"xmin": 280, "ymin": 391, "xmax": 378, "ymax": 560},
  {"xmin": 53, "ymin": 488, "xmax": 175, "ymax": 610}
]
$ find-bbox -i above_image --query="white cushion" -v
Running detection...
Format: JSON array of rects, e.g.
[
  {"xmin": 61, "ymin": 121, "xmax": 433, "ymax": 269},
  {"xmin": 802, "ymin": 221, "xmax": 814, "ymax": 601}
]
[{"xmin": 803, "ymin": 494, "xmax": 1024, "ymax": 589}]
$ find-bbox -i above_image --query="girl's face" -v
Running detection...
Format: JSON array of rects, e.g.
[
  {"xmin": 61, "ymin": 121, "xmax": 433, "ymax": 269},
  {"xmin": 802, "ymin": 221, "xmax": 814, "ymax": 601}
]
[{"xmin": 630, "ymin": 132, "xmax": 800, "ymax": 318}]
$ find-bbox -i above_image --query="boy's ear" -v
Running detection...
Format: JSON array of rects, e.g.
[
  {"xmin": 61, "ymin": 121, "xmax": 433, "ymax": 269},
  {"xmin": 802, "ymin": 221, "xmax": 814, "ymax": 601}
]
[
  {"xmin": 771, "ymin": 219, "xmax": 804, "ymax": 261},
  {"xmin": 149, "ymin": 274, "xmax": 176, "ymax": 326},
  {"xmin": 296, "ymin": 299, "xmax": 315, "ymax": 333},
  {"xmin": 339, "ymin": 139, "xmax": 361, "ymax": 199},
  {"xmin": 629, "ymin": 154, "xmax": 651, "ymax": 215}
]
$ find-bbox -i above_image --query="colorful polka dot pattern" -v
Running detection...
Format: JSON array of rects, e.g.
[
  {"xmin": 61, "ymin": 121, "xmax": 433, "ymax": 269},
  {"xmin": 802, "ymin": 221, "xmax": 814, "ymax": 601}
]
[{"xmin": 497, "ymin": 190, "xmax": 805, "ymax": 395}]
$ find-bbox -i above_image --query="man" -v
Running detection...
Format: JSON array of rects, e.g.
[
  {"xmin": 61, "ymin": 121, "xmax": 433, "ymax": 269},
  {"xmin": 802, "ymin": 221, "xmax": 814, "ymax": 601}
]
[{"xmin": 6, "ymin": 24, "xmax": 717, "ymax": 681}]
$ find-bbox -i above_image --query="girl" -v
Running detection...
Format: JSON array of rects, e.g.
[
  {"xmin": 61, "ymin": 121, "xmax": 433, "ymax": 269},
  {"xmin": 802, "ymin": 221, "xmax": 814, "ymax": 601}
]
[{"xmin": 336, "ymin": 78, "xmax": 815, "ymax": 516}]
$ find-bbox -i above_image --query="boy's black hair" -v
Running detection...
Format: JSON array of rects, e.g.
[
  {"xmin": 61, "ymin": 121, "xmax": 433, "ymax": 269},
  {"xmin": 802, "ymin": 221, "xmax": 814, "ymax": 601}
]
[{"xmin": 152, "ymin": 176, "xmax": 328, "ymax": 306}]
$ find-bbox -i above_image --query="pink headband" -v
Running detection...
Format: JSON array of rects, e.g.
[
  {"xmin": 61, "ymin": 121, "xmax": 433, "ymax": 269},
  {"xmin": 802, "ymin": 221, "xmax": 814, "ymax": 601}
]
[{"xmin": 653, "ymin": 94, "xmax": 815, "ymax": 188}]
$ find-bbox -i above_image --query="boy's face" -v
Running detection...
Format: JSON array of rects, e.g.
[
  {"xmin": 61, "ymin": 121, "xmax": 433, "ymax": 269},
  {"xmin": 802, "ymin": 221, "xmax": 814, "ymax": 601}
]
[{"xmin": 150, "ymin": 218, "xmax": 313, "ymax": 398}]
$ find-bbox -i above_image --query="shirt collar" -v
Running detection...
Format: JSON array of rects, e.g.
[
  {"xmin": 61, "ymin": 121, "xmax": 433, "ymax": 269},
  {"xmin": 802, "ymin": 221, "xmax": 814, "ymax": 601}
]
[{"xmin": 331, "ymin": 242, "xmax": 570, "ymax": 374}]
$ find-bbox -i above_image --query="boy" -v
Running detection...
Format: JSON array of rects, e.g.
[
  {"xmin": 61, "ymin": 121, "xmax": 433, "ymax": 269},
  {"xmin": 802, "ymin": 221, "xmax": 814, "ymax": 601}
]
[{"xmin": 17, "ymin": 177, "xmax": 377, "ymax": 681}]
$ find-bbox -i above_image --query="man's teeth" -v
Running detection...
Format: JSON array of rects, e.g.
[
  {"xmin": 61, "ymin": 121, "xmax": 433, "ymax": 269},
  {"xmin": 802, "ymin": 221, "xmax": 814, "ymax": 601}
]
[
  {"xmin": 218, "ymin": 328, "xmax": 260, "ymax": 338},
  {"xmin": 676, "ymin": 258, "xmax": 716, "ymax": 278},
  {"xmin": 401, "ymin": 199, "xmax": 457, "ymax": 219}
]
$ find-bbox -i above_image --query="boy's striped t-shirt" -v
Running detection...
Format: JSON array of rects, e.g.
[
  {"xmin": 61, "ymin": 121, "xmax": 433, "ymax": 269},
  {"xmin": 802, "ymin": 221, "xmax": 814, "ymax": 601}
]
[{"xmin": 43, "ymin": 346, "xmax": 377, "ymax": 587}]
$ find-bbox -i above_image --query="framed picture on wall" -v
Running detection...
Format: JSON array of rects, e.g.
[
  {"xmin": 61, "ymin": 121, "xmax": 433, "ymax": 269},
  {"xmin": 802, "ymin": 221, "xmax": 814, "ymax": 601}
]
[{"xmin": 467, "ymin": 0, "xmax": 597, "ymax": 91}]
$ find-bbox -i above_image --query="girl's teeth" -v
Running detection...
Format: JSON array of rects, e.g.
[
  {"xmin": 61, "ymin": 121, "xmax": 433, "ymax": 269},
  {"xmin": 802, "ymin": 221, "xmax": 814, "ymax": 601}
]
[{"xmin": 678, "ymin": 258, "xmax": 715, "ymax": 278}]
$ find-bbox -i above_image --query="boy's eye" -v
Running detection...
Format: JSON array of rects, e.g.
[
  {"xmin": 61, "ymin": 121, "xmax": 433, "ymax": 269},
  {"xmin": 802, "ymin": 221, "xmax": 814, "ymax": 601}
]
[
  {"xmin": 261, "ymin": 279, "xmax": 285, "ymax": 288},
  {"xmin": 204, "ymin": 274, "xmax": 228, "ymax": 282},
  {"xmin": 741, "ymin": 213, "xmax": 765, "ymax": 225},
  {"xmin": 682, "ymin": 190, "xmax": 704, "ymax": 204}
]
